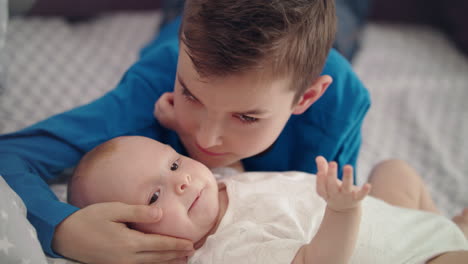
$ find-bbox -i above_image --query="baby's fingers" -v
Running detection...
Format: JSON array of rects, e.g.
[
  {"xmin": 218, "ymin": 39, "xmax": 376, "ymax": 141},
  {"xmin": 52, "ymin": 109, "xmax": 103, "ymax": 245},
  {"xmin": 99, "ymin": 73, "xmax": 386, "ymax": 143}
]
[
  {"xmin": 326, "ymin": 161, "xmax": 340, "ymax": 195},
  {"xmin": 315, "ymin": 156, "xmax": 328, "ymax": 198},
  {"xmin": 354, "ymin": 183, "xmax": 372, "ymax": 201},
  {"xmin": 315, "ymin": 156, "xmax": 328, "ymax": 175},
  {"xmin": 342, "ymin": 165, "xmax": 354, "ymax": 193}
]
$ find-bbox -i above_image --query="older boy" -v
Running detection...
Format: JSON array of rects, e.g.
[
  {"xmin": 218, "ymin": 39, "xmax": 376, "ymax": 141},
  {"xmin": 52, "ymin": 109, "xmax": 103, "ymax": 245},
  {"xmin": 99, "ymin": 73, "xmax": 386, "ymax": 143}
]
[
  {"xmin": 0, "ymin": 0, "xmax": 370, "ymax": 263},
  {"xmin": 69, "ymin": 136, "xmax": 468, "ymax": 264}
]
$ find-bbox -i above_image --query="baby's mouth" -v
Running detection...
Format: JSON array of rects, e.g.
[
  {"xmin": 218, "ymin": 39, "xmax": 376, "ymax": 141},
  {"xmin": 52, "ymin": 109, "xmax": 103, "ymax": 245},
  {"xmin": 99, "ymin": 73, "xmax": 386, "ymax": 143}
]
[{"xmin": 189, "ymin": 189, "xmax": 203, "ymax": 212}]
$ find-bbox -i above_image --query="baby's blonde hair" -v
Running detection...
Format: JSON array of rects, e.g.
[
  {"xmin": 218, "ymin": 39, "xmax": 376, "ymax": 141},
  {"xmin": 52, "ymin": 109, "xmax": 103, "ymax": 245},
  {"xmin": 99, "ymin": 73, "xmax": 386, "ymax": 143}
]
[{"xmin": 67, "ymin": 137, "xmax": 121, "ymax": 207}]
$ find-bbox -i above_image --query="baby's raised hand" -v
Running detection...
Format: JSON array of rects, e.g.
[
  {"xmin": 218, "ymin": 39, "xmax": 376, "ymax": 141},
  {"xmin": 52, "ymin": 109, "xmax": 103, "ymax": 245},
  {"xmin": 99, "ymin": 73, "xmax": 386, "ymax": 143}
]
[{"xmin": 315, "ymin": 156, "xmax": 371, "ymax": 212}]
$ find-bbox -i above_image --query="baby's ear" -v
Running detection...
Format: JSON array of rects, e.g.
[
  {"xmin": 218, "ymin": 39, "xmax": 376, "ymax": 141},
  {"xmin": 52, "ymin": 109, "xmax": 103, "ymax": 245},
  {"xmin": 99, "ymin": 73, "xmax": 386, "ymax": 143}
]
[{"xmin": 292, "ymin": 75, "xmax": 332, "ymax": 115}]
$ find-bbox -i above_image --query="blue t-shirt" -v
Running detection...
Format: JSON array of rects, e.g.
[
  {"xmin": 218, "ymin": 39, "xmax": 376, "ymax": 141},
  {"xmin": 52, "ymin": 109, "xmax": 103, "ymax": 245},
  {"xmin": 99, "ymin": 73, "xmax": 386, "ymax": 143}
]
[{"xmin": 0, "ymin": 16, "xmax": 370, "ymax": 257}]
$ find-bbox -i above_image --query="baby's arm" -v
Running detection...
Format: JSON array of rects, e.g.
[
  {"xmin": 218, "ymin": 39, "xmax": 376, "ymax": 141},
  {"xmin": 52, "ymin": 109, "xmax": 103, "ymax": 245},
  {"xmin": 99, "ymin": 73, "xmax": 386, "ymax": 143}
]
[{"xmin": 292, "ymin": 156, "xmax": 371, "ymax": 264}]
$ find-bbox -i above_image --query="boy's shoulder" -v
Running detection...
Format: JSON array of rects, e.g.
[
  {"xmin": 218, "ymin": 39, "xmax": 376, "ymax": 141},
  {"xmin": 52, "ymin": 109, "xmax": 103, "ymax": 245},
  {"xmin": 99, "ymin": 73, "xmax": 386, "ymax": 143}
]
[
  {"xmin": 322, "ymin": 49, "xmax": 369, "ymax": 97},
  {"xmin": 306, "ymin": 49, "xmax": 371, "ymax": 125},
  {"xmin": 324, "ymin": 49, "xmax": 352, "ymax": 71}
]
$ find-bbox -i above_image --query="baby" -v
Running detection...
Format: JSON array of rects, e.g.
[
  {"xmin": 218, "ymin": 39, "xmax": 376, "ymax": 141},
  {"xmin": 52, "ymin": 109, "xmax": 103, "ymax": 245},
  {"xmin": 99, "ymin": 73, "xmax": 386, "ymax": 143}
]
[{"xmin": 68, "ymin": 136, "xmax": 468, "ymax": 264}]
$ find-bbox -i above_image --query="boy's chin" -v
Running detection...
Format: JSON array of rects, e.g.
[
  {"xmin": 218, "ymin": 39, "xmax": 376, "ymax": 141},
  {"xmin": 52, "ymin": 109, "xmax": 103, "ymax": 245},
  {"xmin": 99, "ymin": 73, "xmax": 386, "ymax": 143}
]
[{"xmin": 192, "ymin": 155, "xmax": 235, "ymax": 169}]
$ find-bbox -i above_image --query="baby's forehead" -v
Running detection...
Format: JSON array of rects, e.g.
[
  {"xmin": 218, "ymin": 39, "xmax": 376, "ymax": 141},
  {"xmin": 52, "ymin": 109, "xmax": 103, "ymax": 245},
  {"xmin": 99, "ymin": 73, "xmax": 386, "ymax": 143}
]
[
  {"xmin": 161, "ymin": 144, "xmax": 176, "ymax": 154},
  {"xmin": 113, "ymin": 137, "xmax": 169, "ymax": 157},
  {"xmin": 102, "ymin": 138, "xmax": 177, "ymax": 175}
]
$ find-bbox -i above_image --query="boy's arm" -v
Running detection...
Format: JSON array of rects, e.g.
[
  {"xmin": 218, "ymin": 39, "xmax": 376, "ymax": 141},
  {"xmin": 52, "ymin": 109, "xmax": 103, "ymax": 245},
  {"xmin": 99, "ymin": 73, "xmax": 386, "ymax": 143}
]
[{"xmin": 292, "ymin": 157, "xmax": 371, "ymax": 264}]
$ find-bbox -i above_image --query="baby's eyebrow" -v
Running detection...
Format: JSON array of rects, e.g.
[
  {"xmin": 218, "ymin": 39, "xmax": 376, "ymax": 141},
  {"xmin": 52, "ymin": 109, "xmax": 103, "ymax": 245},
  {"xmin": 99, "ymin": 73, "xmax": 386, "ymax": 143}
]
[{"xmin": 163, "ymin": 144, "xmax": 177, "ymax": 155}]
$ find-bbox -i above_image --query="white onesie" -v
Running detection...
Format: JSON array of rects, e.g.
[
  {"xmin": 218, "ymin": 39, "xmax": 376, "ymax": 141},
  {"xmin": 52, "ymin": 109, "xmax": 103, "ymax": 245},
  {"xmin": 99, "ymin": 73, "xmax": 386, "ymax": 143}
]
[{"xmin": 189, "ymin": 171, "xmax": 467, "ymax": 264}]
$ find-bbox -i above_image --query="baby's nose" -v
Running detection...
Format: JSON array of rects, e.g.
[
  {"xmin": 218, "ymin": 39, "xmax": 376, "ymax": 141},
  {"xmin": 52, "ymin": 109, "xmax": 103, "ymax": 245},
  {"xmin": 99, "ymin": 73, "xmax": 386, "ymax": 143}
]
[{"xmin": 175, "ymin": 174, "xmax": 191, "ymax": 194}]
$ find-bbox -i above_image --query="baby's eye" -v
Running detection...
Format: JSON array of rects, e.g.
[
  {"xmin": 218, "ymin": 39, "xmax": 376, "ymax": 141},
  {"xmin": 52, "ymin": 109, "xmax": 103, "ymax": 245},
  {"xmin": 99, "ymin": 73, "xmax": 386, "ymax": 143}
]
[
  {"xmin": 171, "ymin": 160, "xmax": 180, "ymax": 171},
  {"xmin": 149, "ymin": 191, "xmax": 160, "ymax": 205}
]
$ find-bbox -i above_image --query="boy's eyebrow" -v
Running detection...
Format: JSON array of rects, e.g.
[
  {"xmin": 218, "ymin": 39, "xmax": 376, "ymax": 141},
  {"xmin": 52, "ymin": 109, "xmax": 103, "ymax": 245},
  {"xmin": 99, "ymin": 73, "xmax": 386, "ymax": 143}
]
[
  {"xmin": 240, "ymin": 109, "xmax": 268, "ymax": 115},
  {"xmin": 177, "ymin": 74, "xmax": 269, "ymax": 116}
]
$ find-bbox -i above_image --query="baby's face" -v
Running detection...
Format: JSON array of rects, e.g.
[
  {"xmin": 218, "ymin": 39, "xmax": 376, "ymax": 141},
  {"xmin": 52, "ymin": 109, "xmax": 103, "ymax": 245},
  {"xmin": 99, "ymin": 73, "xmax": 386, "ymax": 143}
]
[{"xmin": 90, "ymin": 137, "xmax": 220, "ymax": 243}]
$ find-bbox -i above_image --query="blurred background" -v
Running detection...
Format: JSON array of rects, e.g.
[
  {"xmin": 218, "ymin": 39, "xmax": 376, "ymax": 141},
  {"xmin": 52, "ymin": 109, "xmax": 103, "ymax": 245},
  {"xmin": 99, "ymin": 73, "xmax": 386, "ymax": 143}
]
[
  {"xmin": 0, "ymin": 0, "xmax": 467, "ymax": 219},
  {"xmin": 5, "ymin": 0, "xmax": 468, "ymax": 58}
]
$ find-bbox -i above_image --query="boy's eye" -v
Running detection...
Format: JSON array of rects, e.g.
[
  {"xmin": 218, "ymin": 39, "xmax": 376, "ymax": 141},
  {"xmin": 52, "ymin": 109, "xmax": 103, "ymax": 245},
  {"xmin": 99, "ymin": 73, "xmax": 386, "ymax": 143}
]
[
  {"xmin": 236, "ymin": 114, "xmax": 259, "ymax": 124},
  {"xmin": 184, "ymin": 93, "xmax": 197, "ymax": 102},
  {"xmin": 149, "ymin": 191, "xmax": 160, "ymax": 204},
  {"xmin": 171, "ymin": 160, "xmax": 179, "ymax": 171},
  {"xmin": 182, "ymin": 88, "xmax": 197, "ymax": 102}
]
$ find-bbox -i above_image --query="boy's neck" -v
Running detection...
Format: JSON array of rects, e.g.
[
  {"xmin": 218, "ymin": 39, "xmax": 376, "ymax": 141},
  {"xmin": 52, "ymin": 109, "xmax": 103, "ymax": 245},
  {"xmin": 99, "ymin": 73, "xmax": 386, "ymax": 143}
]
[{"xmin": 194, "ymin": 183, "xmax": 228, "ymax": 249}]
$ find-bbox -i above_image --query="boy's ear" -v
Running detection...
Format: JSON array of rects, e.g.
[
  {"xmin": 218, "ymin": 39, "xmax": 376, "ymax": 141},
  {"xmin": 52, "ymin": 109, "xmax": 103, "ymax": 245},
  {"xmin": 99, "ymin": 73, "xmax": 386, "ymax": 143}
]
[{"xmin": 292, "ymin": 75, "xmax": 332, "ymax": 115}]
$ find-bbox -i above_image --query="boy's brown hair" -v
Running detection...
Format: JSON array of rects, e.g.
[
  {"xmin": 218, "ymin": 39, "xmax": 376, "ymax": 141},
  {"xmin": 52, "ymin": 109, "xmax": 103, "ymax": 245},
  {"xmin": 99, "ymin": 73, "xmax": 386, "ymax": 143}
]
[{"xmin": 180, "ymin": 0, "xmax": 337, "ymax": 104}]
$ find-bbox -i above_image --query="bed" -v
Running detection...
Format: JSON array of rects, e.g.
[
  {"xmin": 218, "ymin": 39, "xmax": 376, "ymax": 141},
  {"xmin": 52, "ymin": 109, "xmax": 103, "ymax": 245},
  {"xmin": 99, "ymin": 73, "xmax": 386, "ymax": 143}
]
[{"xmin": 0, "ymin": 11, "xmax": 466, "ymax": 263}]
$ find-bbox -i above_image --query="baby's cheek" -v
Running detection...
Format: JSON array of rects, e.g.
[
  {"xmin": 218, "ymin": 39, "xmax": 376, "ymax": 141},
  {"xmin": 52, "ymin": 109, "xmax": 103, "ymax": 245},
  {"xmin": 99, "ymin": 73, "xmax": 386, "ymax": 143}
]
[
  {"xmin": 134, "ymin": 211, "xmax": 187, "ymax": 237},
  {"xmin": 130, "ymin": 205, "xmax": 173, "ymax": 234}
]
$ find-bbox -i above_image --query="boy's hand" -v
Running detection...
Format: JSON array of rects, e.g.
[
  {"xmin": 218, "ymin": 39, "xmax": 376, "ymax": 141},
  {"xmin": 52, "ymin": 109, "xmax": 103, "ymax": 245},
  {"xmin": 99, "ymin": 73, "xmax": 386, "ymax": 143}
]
[
  {"xmin": 53, "ymin": 202, "xmax": 193, "ymax": 264},
  {"xmin": 315, "ymin": 156, "xmax": 371, "ymax": 212},
  {"xmin": 154, "ymin": 92, "xmax": 179, "ymax": 132}
]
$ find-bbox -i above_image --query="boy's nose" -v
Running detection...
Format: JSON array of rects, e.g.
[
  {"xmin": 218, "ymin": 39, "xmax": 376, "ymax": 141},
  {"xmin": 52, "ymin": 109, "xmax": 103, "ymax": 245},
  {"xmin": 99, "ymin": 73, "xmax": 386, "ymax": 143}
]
[
  {"xmin": 196, "ymin": 119, "xmax": 223, "ymax": 149},
  {"xmin": 175, "ymin": 173, "xmax": 191, "ymax": 194}
]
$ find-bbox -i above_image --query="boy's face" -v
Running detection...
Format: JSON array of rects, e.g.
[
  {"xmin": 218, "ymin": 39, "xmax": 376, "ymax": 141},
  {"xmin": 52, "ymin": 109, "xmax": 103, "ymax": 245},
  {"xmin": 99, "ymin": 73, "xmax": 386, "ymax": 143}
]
[
  {"xmin": 173, "ymin": 44, "xmax": 298, "ymax": 169},
  {"xmin": 90, "ymin": 138, "xmax": 220, "ymax": 243}
]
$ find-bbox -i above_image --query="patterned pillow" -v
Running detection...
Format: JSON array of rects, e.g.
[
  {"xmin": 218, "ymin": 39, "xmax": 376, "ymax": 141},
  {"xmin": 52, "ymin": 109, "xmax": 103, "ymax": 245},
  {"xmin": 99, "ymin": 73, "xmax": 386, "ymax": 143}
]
[{"xmin": 0, "ymin": 176, "xmax": 49, "ymax": 264}]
